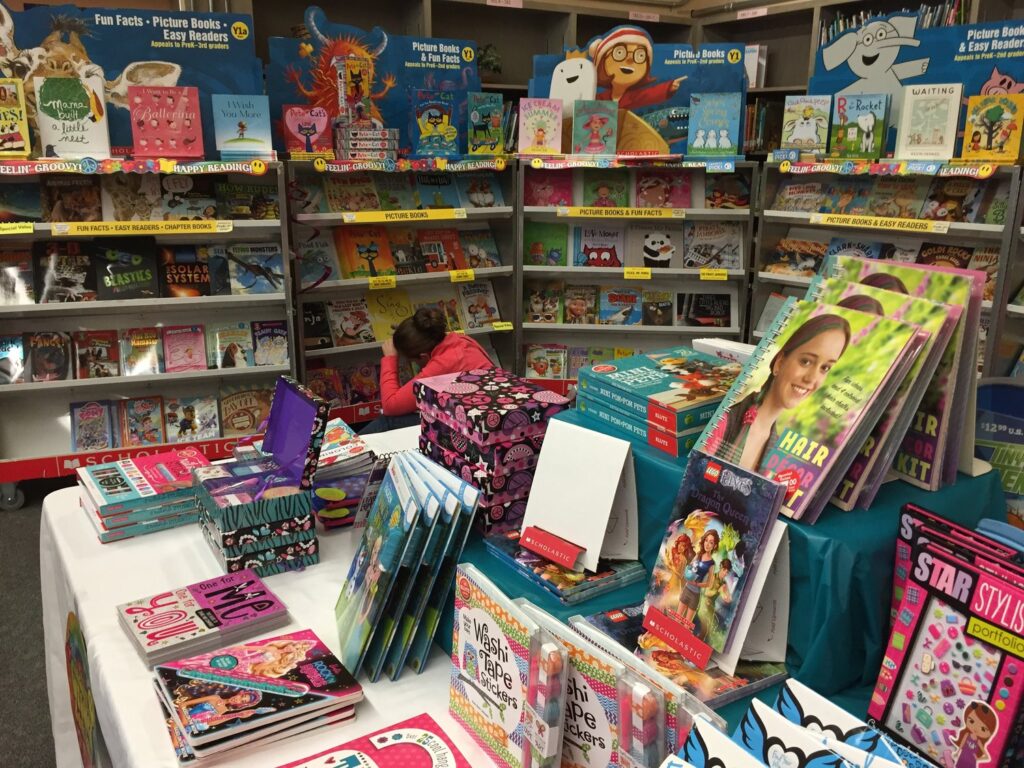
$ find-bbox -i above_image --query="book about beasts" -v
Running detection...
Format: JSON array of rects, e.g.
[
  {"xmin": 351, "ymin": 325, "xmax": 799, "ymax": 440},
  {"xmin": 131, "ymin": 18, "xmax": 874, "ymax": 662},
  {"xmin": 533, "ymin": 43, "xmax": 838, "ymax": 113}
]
[
  {"xmin": 336, "ymin": 226, "xmax": 396, "ymax": 279},
  {"xmin": 119, "ymin": 396, "xmax": 165, "ymax": 447},
  {"xmin": 411, "ymin": 90, "xmax": 459, "ymax": 157},
  {"xmin": 625, "ymin": 224, "xmax": 685, "ymax": 269},
  {"xmin": 218, "ymin": 384, "xmax": 273, "ymax": 438},
  {"xmin": 161, "ymin": 175, "xmax": 218, "ymax": 221},
  {"xmin": 467, "ymin": 91, "xmax": 504, "ymax": 155},
  {"xmin": 100, "ymin": 174, "xmax": 162, "ymax": 222},
  {"xmin": 226, "ymin": 243, "xmax": 285, "ymax": 294},
  {"xmin": 455, "ymin": 172, "xmax": 505, "ymax": 209},
  {"xmin": 524, "ymin": 281, "xmax": 563, "ymax": 323},
  {"xmin": 41, "ymin": 176, "xmax": 101, "ymax": 222},
  {"xmin": 33, "ymin": 75, "xmax": 111, "ymax": 160},
  {"xmin": 0, "ymin": 78, "xmax": 30, "ymax": 157},
  {"xmin": 73, "ymin": 330, "xmax": 119, "ymax": 379},
  {"xmin": 895, "ymin": 83, "xmax": 963, "ymax": 161},
  {"xmin": 416, "ymin": 228, "xmax": 466, "ymax": 272},
  {"xmin": 215, "ymin": 182, "xmax": 280, "ymax": 220},
  {"xmin": 127, "ymin": 85, "xmax": 203, "ymax": 159},
  {"xmin": 208, "ymin": 321, "xmax": 254, "ymax": 369},
  {"xmin": 458, "ymin": 281, "xmax": 500, "ymax": 329},
  {"xmin": 687, "ymin": 93, "xmax": 742, "ymax": 157},
  {"xmin": 580, "ymin": 169, "xmax": 628, "ymax": 207},
  {"xmin": 25, "ymin": 331, "xmax": 72, "ymax": 382},
  {"xmin": 599, "ymin": 285, "xmax": 642, "ymax": 326},
  {"xmin": 682, "ymin": 222, "xmax": 742, "ymax": 270},
  {"xmin": 961, "ymin": 93, "xmax": 1024, "ymax": 161},
  {"xmin": 373, "ymin": 173, "xmax": 420, "ymax": 211},
  {"xmin": 864, "ymin": 175, "xmax": 929, "ymax": 219},
  {"xmin": 828, "ymin": 93, "xmax": 888, "ymax": 158},
  {"xmin": 517, "ymin": 98, "xmax": 562, "ymax": 155},
  {"xmin": 295, "ymin": 230, "xmax": 341, "ymax": 288},
  {"xmin": 705, "ymin": 173, "xmax": 750, "ymax": 209},
  {"xmin": 323, "ymin": 172, "xmax": 381, "ymax": 213},
  {"xmin": 572, "ymin": 99, "xmax": 618, "ymax": 155},
  {"xmin": 92, "ymin": 239, "xmax": 159, "ymax": 300},
  {"xmin": 71, "ymin": 401, "xmax": 115, "ymax": 452},
  {"xmin": 781, "ymin": 95, "xmax": 831, "ymax": 152},
  {"xmin": 161, "ymin": 325, "xmax": 207, "ymax": 373},
  {"xmin": 251, "ymin": 321, "xmax": 288, "ymax": 366},
  {"xmin": 523, "ymin": 220, "xmax": 568, "ymax": 267},
  {"xmin": 414, "ymin": 173, "xmax": 461, "ymax": 210},
  {"xmin": 634, "ymin": 168, "xmax": 691, "ymax": 208},
  {"xmin": 694, "ymin": 298, "xmax": 922, "ymax": 523},
  {"xmin": 920, "ymin": 177, "xmax": 983, "ymax": 222},
  {"xmin": 211, "ymin": 94, "xmax": 273, "ymax": 160},
  {"xmin": 159, "ymin": 246, "xmax": 211, "ymax": 298},
  {"xmin": 770, "ymin": 179, "xmax": 824, "ymax": 212},
  {"xmin": 458, "ymin": 228, "xmax": 501, "ymax": 269},
  {"xmin": 164, "ymin": 395, "xmax": 220, "ymax": 443},
  {"xmin": 572, "ymin": 225, "xmax": 626, "ymax": 267},
  {"xmin": 643, "ymin": 290, "xmax": 674, "ymax": 326},
  {"xmin": 563, "ymin": 284, "xmax": 598, "ymax": 325},
  {"xmin": 0, "ymin": 182, "xmax": 41, "ymax": 223},
  {"xmin": 0, "ymin": 250, "xmax": 34, "ymax": 304},
  {"xmin": 281, "ymin": 104, "xmax": 333, "ymax": 159},
  {"xmin": 0, "ymin": 335, "xmax": 24, "ymax": 384},
  {"xmin": 120, "ymin": 327, "xmax": 163, "ymax": 376},
  {"xmin": 523, "ymin": 168, "xmax": 573, "ymax": 207},
  {"xmin": 327, "ymin": 297, "xmax": 377, "ymax": 346},
  {"xmin": 762, "ymin": 238, "xmax": 826, "ymax": 277},
  {"xmin": 817, "ymin": 177, "xmax": 873, "ymax": 215}
]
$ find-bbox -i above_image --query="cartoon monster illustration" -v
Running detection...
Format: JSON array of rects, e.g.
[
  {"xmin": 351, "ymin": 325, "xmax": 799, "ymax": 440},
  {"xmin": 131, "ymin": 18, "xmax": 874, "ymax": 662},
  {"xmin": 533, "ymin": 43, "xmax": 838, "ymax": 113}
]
[
  {"xmin": 582, "ymin": 243, "xmax": 620, "ymax": 267},
  {"xmin": 549, "ymin": 52, "xmax": 597, "ymax": 109},
  {"xmin": 981, "ymin": 66, "xmax": 1024, "ymax": 95}
]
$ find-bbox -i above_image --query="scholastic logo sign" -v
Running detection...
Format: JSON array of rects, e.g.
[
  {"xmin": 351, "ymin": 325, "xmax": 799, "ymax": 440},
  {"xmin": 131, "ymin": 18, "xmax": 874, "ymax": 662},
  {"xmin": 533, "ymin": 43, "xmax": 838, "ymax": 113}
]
[
  {"xmin": 592, "ymin": 364, "xmax": 616, "ymax": 374},
  {"xmin": 457, "ymin": 576, "xmax": 472, "ymax": 602},
  {"xmin": 704, "ymin": 461, "xmax": 722, "ymax": 483}
]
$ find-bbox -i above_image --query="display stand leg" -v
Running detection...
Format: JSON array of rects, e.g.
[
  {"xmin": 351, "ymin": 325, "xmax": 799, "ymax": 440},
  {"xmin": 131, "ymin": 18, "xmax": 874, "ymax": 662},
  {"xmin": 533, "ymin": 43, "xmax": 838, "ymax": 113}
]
[{"xmin": 0, "ymin": 482, "xmax": 24, "ymax": 511}]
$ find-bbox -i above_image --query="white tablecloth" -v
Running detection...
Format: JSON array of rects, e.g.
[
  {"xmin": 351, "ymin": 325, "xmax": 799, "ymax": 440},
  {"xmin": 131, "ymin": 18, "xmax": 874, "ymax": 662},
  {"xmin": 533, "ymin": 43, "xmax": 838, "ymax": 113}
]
[{"xmin": 41, "ymin": 428, "xmax": 491, "ymax": 767}]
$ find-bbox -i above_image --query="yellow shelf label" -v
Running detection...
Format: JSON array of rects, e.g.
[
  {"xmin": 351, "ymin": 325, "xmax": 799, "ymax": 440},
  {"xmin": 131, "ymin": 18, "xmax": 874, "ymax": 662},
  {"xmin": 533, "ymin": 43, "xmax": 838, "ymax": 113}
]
[
  {"xmin": 700, "ymin": 268, "xmax": 729, "ymax": 281},
  {"xmin": 623, "ymin": 267, "xmax": 652, "ymax": 280},
  {"xmin": 450, "ymin": 268, "xmax": 475, "ymax": 283},
  {"xmin": 341, "ymin": 208, "xmax": 467, "ymax": 224},
  {"xmin": 368, "ymin": 275, "xmax": 397, "ymax": 290},
  {"xmin": 453, "ymin": 329, "xmax": 466, "ymax": 334},
  {"xmin": 556, "ymin": 206, "xmax": 684, "ymax": 219},
  {"xmin": 51, "ymin": 220, "xmax": 234, "ymax": 236},
  {"xmin": 492, "ymin": 321, "xmax": 514, "ymax": 332},
  {"xmin": 0, "ymin": 221, "xmax": 34, "ymax": 235},
  {"xmin": 808, "ymin": 212, "xmax": 950, "ymax": 234}
]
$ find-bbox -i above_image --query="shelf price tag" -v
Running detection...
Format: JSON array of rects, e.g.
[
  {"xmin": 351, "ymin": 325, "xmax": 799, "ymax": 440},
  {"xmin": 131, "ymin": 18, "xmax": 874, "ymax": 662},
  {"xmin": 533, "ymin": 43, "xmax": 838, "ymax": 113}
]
[
  {"xmin": 368, "ymin": 275, "xmax": 396, "ymax": 290},
  {"xmin": 51, "ymin": 220, "xmax": 233, "ymax": 236},
  {"xmin": 556, "ymin": 206, "xmax": 684, "ymax": 219},
  {"xmin": 700, "ymin": 268, "xmax": 728, "ymax": 281},
  {"xmin": 0, "ymin": 221, "xmax": 34, "ymax": 235},
  {"xmin": 450, "ymin": 268, "xmax": 475, "ymax": 283},
  {"xmin": 492, "ymin": 321, "xmax": 514, "ymax": 332},
  {"xmin": 341, "ymin": 208, "xmax": 467, "ymax": 223},
  {"xmin": 808, "ymin": 212, "xmax": 950, "ymax": 234},
  {"xmin": 623, "ymin": 267, "xmax": 652, "ymax": 280}
]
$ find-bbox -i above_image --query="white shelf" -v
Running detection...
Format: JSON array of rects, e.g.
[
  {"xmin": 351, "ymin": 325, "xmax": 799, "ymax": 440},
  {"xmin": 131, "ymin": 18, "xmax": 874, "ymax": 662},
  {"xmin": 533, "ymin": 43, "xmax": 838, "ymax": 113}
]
[
  {"xmin": 762, "ymin": 210, "xmax": 1003, "ymax": 240},
  {"xmin": 757, "ymin": 271, "xmax": 813, "ymax": 287},
  {"xmin": 0, "ymin": 294, "xmax": 285, "ymax": 320},
  {"xmin": 1, "ymin": 364, "xmax": 289, "ymax": 396},
  {"xmin": 521, "ymin": 323, "xmax": 742, "ymax": 335},
  {"xmin": 522, "ymin": 266, "xmax": 746, "ymax": 279},
  {"xmin": 752, "ymin": 330, "xmax": 766, "ymax": 339},
  {"xmin": 305, "ymin": 327, "xmax": 495, "ymax": 358},
  {"xmin": 1007, "ymin": 303, "xmax": 1024, "ymax": 318},
  {"xmin": 300, "ymin": 267, "xmax": 513, "ymax": 296},
  {"xmin": 522, "ymin": 206, "xmax": 749, "ymax": 222},
  {"xmin": 294, "ymin": 207, "xmax": 513, "ymax": 225}
]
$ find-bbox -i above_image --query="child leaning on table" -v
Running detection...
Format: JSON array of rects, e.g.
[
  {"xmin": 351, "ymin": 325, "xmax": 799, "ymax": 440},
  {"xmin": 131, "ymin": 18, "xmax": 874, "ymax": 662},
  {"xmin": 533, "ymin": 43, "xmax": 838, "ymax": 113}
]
[{"xmin": 360, "ymin": 306, "xmax": 494, "ymax": 434}]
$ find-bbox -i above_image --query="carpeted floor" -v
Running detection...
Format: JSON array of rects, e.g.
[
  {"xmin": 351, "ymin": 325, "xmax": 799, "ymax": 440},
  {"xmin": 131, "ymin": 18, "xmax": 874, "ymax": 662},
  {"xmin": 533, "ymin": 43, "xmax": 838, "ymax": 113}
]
[{"xmin": 1, "ymin": 478, "xmax": 73, "ymax": 767}]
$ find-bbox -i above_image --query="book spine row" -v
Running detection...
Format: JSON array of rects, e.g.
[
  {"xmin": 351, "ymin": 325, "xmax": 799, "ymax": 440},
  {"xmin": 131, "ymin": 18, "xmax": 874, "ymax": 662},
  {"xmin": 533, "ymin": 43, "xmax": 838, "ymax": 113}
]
[{"xmin": 819, "ymin": 1, "xmax": 968, "ymax": 48}]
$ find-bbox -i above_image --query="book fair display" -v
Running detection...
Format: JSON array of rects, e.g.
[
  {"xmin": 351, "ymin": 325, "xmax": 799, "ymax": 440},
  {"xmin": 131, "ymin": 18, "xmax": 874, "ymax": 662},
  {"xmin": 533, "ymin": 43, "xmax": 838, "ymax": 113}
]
[{"xmin": 7, "ymin": 4, "xmax": 1024, "ymax": 768}]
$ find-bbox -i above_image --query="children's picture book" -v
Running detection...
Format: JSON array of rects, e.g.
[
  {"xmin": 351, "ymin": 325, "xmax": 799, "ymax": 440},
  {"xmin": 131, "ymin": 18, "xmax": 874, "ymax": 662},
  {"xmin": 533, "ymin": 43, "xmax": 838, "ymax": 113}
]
[
  {"xmin": 682, "ymin": 222, "xmax": 742, "ymax": 270},
  {"xmin": 467, "ymin": 91, "xmax": 504, "ymax": 155},
  {"xmin": 160, "ymin": 175, "xmax": 217, "ymax": 221},
  {"xmin": 895, "ymin": 83, "xmax": 963, "ymax": 161},
  {"xmin": 127, "ymin": 85, "xmax": 203, "ymax": 159},
  {"xmin": 372, "ymin": 173, "xmax": 419, "ymax": 212},
  {"xmin": 71, "ymin": 401, "xmax": 115, "ymax": 452},
  {"xmin": 677, "ymin": 290, "xmax": 735, "ymax": 328},
  {"xmin": 416, "ymin": 228, "xmax": 466, "ymax": 271},
  {"xmin": 643, "ymin": 450, "xmax": 784, "ymax": 666},
  {"xmin": 920, "ymin": 176, "xmax": 982, "ymax": 222},
  {"xmin": 215, "ymin": 182, "xmax": 280, "ymax": 220},
  {"xmin": 93, "ymin": 240, "xmax": 159, "ymax": 300},
  {"xmin": 770, "ymin": 179, "xmax": 824, "ymax": 212},
  {"xmin": 327, "ymin": 297, "xmax": 377, "ymax": 347},
  {"xmin": 302, "ymin": 302, "xmax": 333, "ymax": 350},
  {"xmin": 219, "ymin": 384, "xmax": 273, "ymax": 438},
  {"xmin": 251, "ymin": 321, "xmax": 288, "ymax": 366},
  {"xmin": 762, "ymin": 238, "xmax": 826, "ymax": 277},
  {"xmin": 968, "ymin": 246, "xmax": 1000, "ymax": 302},
  {"xmin": 563, "ymin": 284, "xmax": 598, "ymax": 325},
  {"xmin": 72, "ymin": 330, "xmax": 119, "ymax": 379},
  {"xmin": 524, "ymin": 281, "xmax": 563, "ymax": 323},
  {"xmin": 961, "ymin": 93, "xmax": 1024, "ymax": 161},
  {"xmin": 33, "ymin": 75, "xmax": 111, "ymax": 160},
  {"xmin": 159, "ymin": 246, "xmax": 210, "ymax": 298},
  {"xmin": 226, "ymin": 243, "xmax": 285, "ymax": 294},
  {"xmin": 281, "ymin": 104, "xmax": 332, "ymax": 158},
  {"xmin": 457, "ymin": 228, "xmax": 501, "ymax": 269},
  {"xmin": 34, "ymin": 242, "xmax": 96, "ymax": 303},
  {"xmin": 864, "ymin": 175, "xmax": 929, "ymax": 219},
  {"xmin": 817, "ymin": 177, "xmax": 874, "ymax": 215},
  {"xmin": 455, "ymin": 172, "xmax": 505, "ymax": 209},
  {"xmin": 118, "ymin": 396, "xmax": 165, "ymax": 446},
  {"xmin": 0, "ymin": 78, "xmax": 30, "ymax": 157},
  {"xmin": 411, "ymin": 90, "xmax": 459, "ymax": 157},
  {"xmin": 979, "ymin": 176, "xmax": 1012, "ymax": 225},
  {"xmin": 780, "ymin": 95, "xmax": 831, "ymax": 151},
  {"xmin": 825, "ymin": 238, "xmax": 883, "ymax": 262},
  {"xmin": 414, "ymin": 173, "xmax": 461, "ymax": 210},
  {"xmin": 161, "ymin": 325, "xmax": 206, "ymax": 373},
  {"xmin": 412, "ymin": 289, "xmax": 463, "ymax": 333},
  {"xmin": 705, "ymin": 173, "xmax": 750, "ymax": 208},
  {"xmin": 25, "ymin": 331, "xmax": 72, "ymax": 381},
  {"xmin": 41, "ymin": 176, "xmax": 101, "ymax": 222},
  {"xmin": 687, "ymin": 93, "xmax": 742, "ymax": 157},
  {"xmin": 518, "ymin": 98, "xmax": 563, "ymax": 155},
  {"xmin": 572, "ymin": 225, "xmax": 626, "ymax": 267},
  {"xmin": 164, "ymin": 395, "xmax": 220, "ymax": 443},
  {"xmin": 335, "ymin": 54, "xmax": 373, "ymax": 123},
  {"xmin": 572, "ymin": 99, "xmax": 618, "ymax": 155},
  {"xmin": 388, "ymin": 227, "xmax": 427, "ymax": 275},
  {"xmin": 277, "ymin": 713, "xmax": 471, "ymax": 768},
  {"xmin": 0, "ymin": 335, "xmax": 23, "ymax": 384},
  {"xmin": 208, "ymin": 321, "xmax": 254, "ymax": 369},
  {"xmin": 211, "ymin": 94, "xmax": 273, "ymax": 160},
  {"xmin": 295, "ymin": 230, "xmax": 341, "ymax": 288},
  {"xmin": 120, "ymin": 327, "xmax": 163, "ymax": 377},
  {"xmin": 916, "ymin": 242, "xmax": 973, "ymax": 269},
  {"xmin": 336, "ymin": 226, "xmax": 396, "ymax": 278},
  {"xmin": 634, "ymin": 168, "xmax": 691, "ymax": 208},
  {"xmin": 580, "ymin": 169, "xmax": 628, "ymax": 207},
  {"xmin": 0, "ymin": 182, "xmax": 41, "ymax": 224},
  {"xmin": 0, "ymin": 250, "xmax": 34, "ymax": 304},
  {"xmin": 828, "ymin": 93, "xmax": 888, "ymax": 158},
  {"xmin": 642, "ymin": 290, "xmax": 674, "ymax": 326},
  {"xmin": 100, "ymin": 174, "xmax": 161, "ymax": 222},
  {"xmin": 458, "ymin": 281, "xmax": 500, "ymax": 329},
  {"xmin": 524, "ymin": 344, "xmax": 567, "ymax": 379},
  {"xmin": 694, "ymin": 298, "xmax": 920, "ymax": 523},
  {"xmin": 625, "ymin": 224, "xmax": 685, "ymax": 269},
  {"xmin": 368, "ymin": 288, "xmax": 414, "ymax": 342},
  {"xmin": 735, "ymin": 699, "xmax": 853, "ymax": 768},
  {"xmin": 523, "ymin": 168, "xmax": 573, "ymax": 207},
  {"xmin": 599, "ymin": 285, "xmax": 642, "ymax": 326},
  {"xmin": 323, "ymin": 173, "xmax": 380, "ymax": 213},
  {"xmin": 523, "ymin": 220, "xmax": 568, "ymax": 266}
]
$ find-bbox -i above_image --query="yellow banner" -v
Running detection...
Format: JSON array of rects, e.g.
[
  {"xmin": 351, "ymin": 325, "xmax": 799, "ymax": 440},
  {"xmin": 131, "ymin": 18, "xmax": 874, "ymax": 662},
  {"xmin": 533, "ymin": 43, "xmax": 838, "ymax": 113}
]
[
  {"xmin": 449, "ymin": 268, "xmax": 475, "ymax": 283},
  {"xmin": 492, "ymin": 321, "xmax": 514, "ymax": 332},
  {"xmin": 808, "ymin": 212, "xmax": 950, "ymax": 234},
  {"xmin": 368, "ymin": 275, "xmax": 397, "ymax": 290},
  {"xmin": 51, "ymin": 220, "xmax": 234, "ymax": 236},
  {"xmin": 341, "ymin": 208, "xmax": 467, "ymax": 224},
  {"xmin": 557, "ymin": 206, "xmax": 685, "ymax": 219},
  {"xmin": 700, "ymin": 268, "xmax": 729, "ymax": 281},
  {"xmin": 623, "ymin": 267, "xmax": 652, "ymax": 280},
  {"xmin": 0, "ymin": 221, "xmax": 34, "ymax": 235}
]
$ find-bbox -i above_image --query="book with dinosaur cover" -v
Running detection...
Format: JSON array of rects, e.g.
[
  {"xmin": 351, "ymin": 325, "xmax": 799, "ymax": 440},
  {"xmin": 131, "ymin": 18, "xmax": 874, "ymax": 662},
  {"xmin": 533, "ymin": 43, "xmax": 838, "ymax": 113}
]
[
  {"xmin": 781, "ymin": 95, "xmax": 831, "ymax": 152},
  {"xmin": 0, "ymin": 250, "xmax": 34, "ymax": 304},
  {"xmin": 120, "ymin": 327, "xmax": 163, "ymax": 377},
  {"xmin": 128, "ymin": 85, "xmax": 203, "ymax": 159},
  {"xmin": 41, "ymin": 175, "xmax": 101, "ymax": 222},
  {"xmin": 327, "ymin": 297, "xmax": 376, "ymax": 347},
  {"xmin": 0, "ymin": 78, "xmax": 30, "ymax": 157},
  {"xmin": 100, "ymin": 174, "xmax": 162, "ymax": 222},
  {"xmin": 211, "ymin": 94, "xmax": 274, "ymax": 161},
  {"xmin": 164, "ymin": 395, "xmax": 220, "ymax": 443},
  {"xmin": 895, "ymin": 83, "xmax": 963, "ymax": 161},
  {"xmin": 33, "ymin": 75, "xmax": 111, "ymax": 160},
  {"xmin": 26, "ymin": 331, "xmax": 72, "ymax": 382},
  {"xmin": 226, "ymin": 244, "xmax": 285, "ymax": 294},
  {"xmin": 694, "ymin": 298, "xmax": 922, "ymax": 523},
  {"xmin": 93, "ymin": 239, "xmax": 159, "ymax": 300},
  {"xmin": 517, "ymin": 98, "xmax": 562, "ymax": 155},
  {"xmin": 828, "ymin": 93, "xmax": 888, "ymax": 159},
  {"xmin": 72, "ymin": 330, "xmax": 118, "ymax": 379},
  {"xmin": 161, "ymin": 325, "xmax": 207, "ymax": 373}
]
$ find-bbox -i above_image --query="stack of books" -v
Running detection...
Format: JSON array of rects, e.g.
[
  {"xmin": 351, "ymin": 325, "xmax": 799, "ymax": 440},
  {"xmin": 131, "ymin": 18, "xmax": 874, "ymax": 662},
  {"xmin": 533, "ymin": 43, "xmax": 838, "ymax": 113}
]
[
  {"xmin": 116, "ymin": 569, "xmax": 289, "ymax": 666},
  {"xmin": 309, "ymin": 417, "xmax": 375, "ymax": 529},
  {"xmin": 155, "ymin": 629, "xmax": 363, "ymax": 762},
  {"xmin": 414, "ymin": 367, "xmax": 571, "ymax": 534},
  {"xmin": 76, "ymin": 446, "xmax": 211, "ymax": 543},
  {"xmin": 575, "ymin": 346, "xmax": 743, "ymax": 459}
]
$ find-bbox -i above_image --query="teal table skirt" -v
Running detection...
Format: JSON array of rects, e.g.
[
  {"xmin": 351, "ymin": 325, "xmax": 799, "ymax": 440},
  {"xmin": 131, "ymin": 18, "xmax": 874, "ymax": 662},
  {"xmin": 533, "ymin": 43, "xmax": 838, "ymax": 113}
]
[{"xmin": 435, "ymin": 409, "xmax": 1006, "ymax": 727}]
